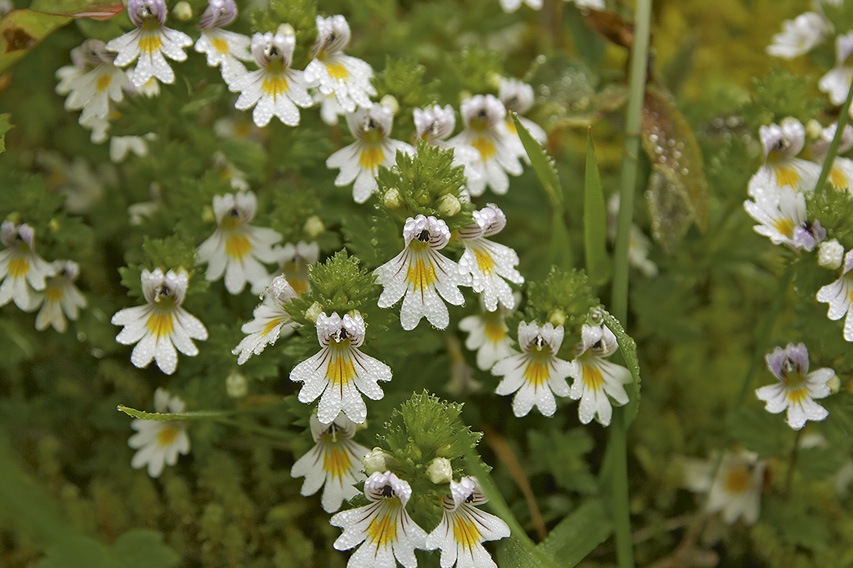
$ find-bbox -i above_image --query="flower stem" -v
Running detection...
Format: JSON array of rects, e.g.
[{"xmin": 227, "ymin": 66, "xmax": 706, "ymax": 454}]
[
  {"xmin": 607, "ymin": 1, "xmax": 652, "ymax": 567},
  {"xmin": 784, "ymin": 428, "xmax": 804, "ymax": 499},
  {"xmin": 813, "ymin": 81, "xmax": 853, "ymax": 193}
]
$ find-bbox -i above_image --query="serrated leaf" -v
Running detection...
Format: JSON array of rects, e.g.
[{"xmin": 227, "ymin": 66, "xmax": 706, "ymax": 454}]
[
  {"xmin": 641, "ymin": 86, "xmax": 709, "ymax": 252},
  {"xmin": 117, "ymin": 405, "xmax": 236, "ymax": 422},
  {"xmin": 538, "ymin": 499, "xmax": 612, "ymax": 566},
  {"xmin": 602, "ymin": 311, "xmax": 641, "ymax": 426},
  {"xmin": 513, "ymin": 114, "xmax": 562, "ymax": 210},
  {"xmin": 584, "ymin": 129, "xmax": 611, "ymax": 286}
]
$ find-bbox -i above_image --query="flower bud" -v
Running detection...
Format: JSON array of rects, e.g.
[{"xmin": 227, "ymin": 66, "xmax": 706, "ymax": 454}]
[
  {"xmin": 277, "ymin": 23, "xmax": 295, "ymax": 38},
  {"xmin": 172, "ymin": 1, "xmax": 192, "ymax": 21},
  {"xmin": 380, "ymin": 94, "xmax": 399, "ymax": 115},
  {"xmin": 303, "ymin": 215, "xmax": 325, "ymax": 238},
  {"xmin": 305, "ymin": 301, "xmax": 324, "ymax": 323},
  {"xmin": 363, "ymin": 447, "xmax": 389, "ymax": 475},
  {"xmin": 437, "ymin": 194, "xmax": 461, "ymax": 217},
  {"xmin": 383, "ymin": 187, "xmax": 403, "ymax": 210},
  {"xmin": 426, "ymin": 457, "xmax": 453, "ymax": 484},
  {"xmin": 549, "ymin": 309, "xmax": 566, "ymax": 327},
  {"xmin": 828, "ymin": 373, "xmax": 841, "ymax": 394},
  {"xmin": 805, "ymin": 119, "xmax": 823, "ymax": 141},
  {"xmin": 226, "ymin": 370, "xmax": 248, "ymax": 398},
  {"xmin": 818, "ymin": 239, "xmax": 844, "ymax": 270}
]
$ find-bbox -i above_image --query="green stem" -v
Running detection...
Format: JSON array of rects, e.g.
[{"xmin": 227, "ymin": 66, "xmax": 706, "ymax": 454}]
[
  {"xmin": 213, "ymin": 417, "xmax": 293, "ymax": 442},
  {"xmin": 606, "ymin": 2, "xmax": 652, "ymax": 568},
  {"xmin": 784, "ymin": 429, "xmax": 804, "ymax": 499},
  {"xmin": 814, "ymin": 80, "xmax": 853, "ymax": 192}
]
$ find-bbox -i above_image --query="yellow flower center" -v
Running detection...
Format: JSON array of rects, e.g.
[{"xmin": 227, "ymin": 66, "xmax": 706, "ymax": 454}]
[
  {"xmin": 326, "ymin": 61, "xmax": 349, "ymax": 80},
  {"xmin": 367, "ymin": 502, "xmax": 400, "ymax": 546},
  {"xmin": 773, "ymin": 164, "xmax": 799, "ymax": 188},
  {"xmin": 358, "ymin": 145, "xmax": 385, "ymax": 170},
  {"xmin": 9, "ymin": 257, "xmax": 29, "ymax": 278},
  {"xmin": 45, "ymin": 285, "xmax": 64, "ymax": 302},
  {"xmin": 146, "ymin": 311, "xmax": 174, "ymax": 339},
  {"xmin": 581, "ymin": 360, "xmax": 604, "ymax": 391},
  {"xmin": 225, "ymin": 233, "xmax": 252, "ymax": 260},
  {"xmin": 96, "ymin": 73, "xmax": 112, "ymax": 92},
  {"xmin": 323, "ymin": 445, "xmax": 351, "ymax": 480},
  {"xmin": 139, "ymin": 33, "xmax": 163, "ymax": 56},
  {"xmin": 261, "ymin": 74, "xmax": 289, "ymax": 99},
  {"xmin": 262, "ymin": 317, "xmax": 283, "ymax": 336},
  {"xmin": 473, "ymin": 247, "xmax": 495, "ymax": 274},
  {"xmin": 471, "ymin": 137, "xmax": 496, "ymax": 160},
  {"xmin": 405, "ymin": 246, "xmax": 437, "ymax": 292},
  {"xmin": 773, "ymin": 218, "xmax": 795, "ymax": 239},
  {"xmin": 211, "ymin": 37, "xmax": 229, "ymax": 54},
  {"xmin": 724, "ymin": 466, "xmax": 751, "ymax": 494},
  {"xmin": 524, "ymin": 354, "xmax": 550, "ymax": 387},
  {"xmin": 830, "ymin": 165, "xmax": 849, "ymax": 190},
  {"xmin": 783, "ymin": 369, "xmax": 808, "ymax": 405},
  {"xmin": 452, "ymin": 513, "xmax": 481, "ymax": 551},
  {"xmin": 505, "ymin": 117, "xmax": 517, "ymax": 135},
  {"xmin": 157, "ymin": 425, "xmax": 179, "ymax": 447},
  {"xmin": 326, "ymin": 343, "xmax": 356, "ymax": 388},
  {"xmin": 484, "ymin": 320, "xmax": 506, "ymax": 344}
]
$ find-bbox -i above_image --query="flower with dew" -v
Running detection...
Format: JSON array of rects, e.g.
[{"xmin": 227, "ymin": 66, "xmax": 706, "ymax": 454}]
[
  {"xmin": 0, "ymin": 221, "xmax": 55, "ymax": 312},
  {"xmin": 449, "ymin": 95, "xmax": 524, "ymax": 197},
  {"xmin": 820, "ymin": 32, "xmax": 853, "ymax": 110},
  {"xmin": 105, "ymin": 0, "xmax": 192, "ymax": 88},
  {"xmin": 194, "ymin": 0, "xmax": 251, "ymax": 89},
  {"xmin": 233, "ymin": 31, "xmax": 313, "ymax": 127},
  {"xmin": 272, "ymin": 240, "xmax": 320, "ymax": 296},
  {"xmin": 459, "ymin": 305, "xmax": 516, "ymax": 372},
  {"xmin": 426, "ymin": 476, "xmax": 510, "ymax": 568},
  {"xmin": 498, "ymin": 77, "xmax": 546, "ymax": 145},
  {"xmin": 197, "ymin": 191, "xmax": 282, "ymax": 295},
  {"xmin": 758, "ymin": 117, "xmax": 820, "ymax": 191},
  {"xmin": 413, "ymin": 104, "xmax": 482, "ymax": 190},
  {"xmin": 755, "ymin": 343, "xmax": 835, "ymax": 430},
  {"xmin": 458, "ymin": 203, "xmax": 524, "ymax": 312},
  {"xmin": 111, "ymin": 268, "xmax": 208, "ymax": 375},
  {"xmin": 492, "ymin": 321, "xmax": 572, "ymax": 417},
  {"xmin": 291, "ymin": 412, "xmax": 369, "ymax": 513},
  {"xmin": 128, "ymin": 388, "xmax": 191, "ymax": 478},
  {"xmin": 767, "ymin": 12, "xmax": 829, "ymax": 59},
  {"xmin": 499, "ymin": 0, "xmax": 542, "ymax": 12},
  {"xmin": 744, "ymin": 170, "xmax": 825, "ymax": 252},
  {"xmin": 327, "ymin": 104, "xmax": 414, "ymax": 203},
  {"xmin": 290, "ymin": 312, "xmax": 391, "ymax": 424},
  {"xmin": 305, "ymin": 15, "xmax": 376, "ymax": 114},
  {"xmin": 682, "ymin": 449, "xmax": 766, "ymax": 525},
  {"xmin": 232, "ymin": 275, "xmax": 299, "ymax": 364},
  {"xmin": 374, "ymin": 215, "xmax": 470, "ymax": 331},
  {"xmin": 330, "ymin": 471, "xmax": 428, "ymax": 568},
  {"xmin": 34, "ymin": 260, "xmax": 87, "ymax": 333},
  {"xmin": 810, "ymin": 122, "xmax": 853, "ymax": 192},
  {"xmin": 567, "ymin": 323, "xmax": 632, "ymax": 427},
  {"xmin": 817, "ymin": 250, "xmax": 853, "ymax": 342},
  {"xmin": 55, "ymin": 39, "xmax": 129, "ymax": 124}
]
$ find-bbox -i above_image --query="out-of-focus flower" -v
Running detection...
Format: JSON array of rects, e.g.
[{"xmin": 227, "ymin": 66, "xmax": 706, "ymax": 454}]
[
  {"xmin": 459, "ymin": 306, "xmax": 516, "ymax": 372},
  {"xmin": 683, "ymin": 449, "xmax": 766, "ymax": 525},
  {"xmin": 56, "ymin": 39, "xmax": 129, "ymax": 123},
  {"xmin": 34, "ymin": 260, "xmax": 87, "ymax": 333},
  {"xmin": 272, "ymin": 240, "xmax": 320, "ymax": 296},
  {"xmin": 767, "ymin": 12, "xmax": 829, "ymax": 59},
  {"xmin": 810, "ymin": 123, "xmax": 853, "ymax": 192},
  {"xmin": 820, "ymin": 32, "xmax": 853, "ymax": 109},
  {"xmin": 499, "ymin": 0, "xmax": 543, "ymax": 12},
  {"xmin": 817, "ymin": 250, "xmax": 853, "ymax": 342},
  {"xmin": 0, "ymin": 221, "xmax": 55, "ymax": 312},
  {"xmin": 744, "ymin": 170, "xmax": 825, "ymax": 251},
  {"xmin": 128, "ymin": 388, "xmax": 191, "ymax": 478},
  {"xmin": 499, "ymin": 77, "xmax": 546, "ymax": 145}
]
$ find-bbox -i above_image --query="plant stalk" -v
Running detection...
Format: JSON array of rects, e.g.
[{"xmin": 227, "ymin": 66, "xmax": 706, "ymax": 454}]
[{"xmin": 813, "ymin": 80, "xmax": 853, "ymax": 193}]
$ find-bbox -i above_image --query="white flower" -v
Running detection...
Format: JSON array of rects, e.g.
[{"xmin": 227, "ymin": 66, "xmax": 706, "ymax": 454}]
[
  {"xmin": 197, "ymin": 191, "xmax": 282, "ymax": 295},
  {"xmin": 682, "ymin": 449, "xmax": 766, "ymax": 525},
  {"xmin": 290, "ymin": 312, "xmax": 391, "ymax": 424},
  {"xmin": 570, "ymin": 0, "xmax": 605, "ymax": 9},
  {"xmin": 744, "ymin": 170, "xmax": 825, "ymax": 251},
  {"xmin": 105, "ymin": 0, "xmax": 192, "ymax": 88},
  {"xmin": 374, "ymin": 215, "xmax": 470, "ymax": 331},
  {"xmin": 426, "ymin": 476, "xmax": 510, "ymax": 568},
  {"xmin": 34, "ymin": 260, "xmax": 87, "ymax": 333},
  {"xmin": 492, "ymin": 321, "xmax": 572, "ymax": 417},
  {"xmin": 305, "ymin": 15, "xmax": 376, "ymax": 114},
  {"xmin": 111, "ymin": 268, "xmax": 208, "ymax": 375},
  {"xmin": 498, "ymin": 77, "xmax": 546, "ymax": 145},
  {"xmin": 810, "ymin": 123, "xmax": 853, "ymax": 192},
  {"xmin": 291, "ymin": 412, "xmax": 369, "ymax": 513},
  {"xmin": 458, "ymin": 203, "xmax": 523, "ymax": 312},
  {"xmin": 330, "ymin": 471, "xmax": 428, "ymax": 568},
  {"xmin": 755, "ymin": 343, "xmax": 835, "ymax": 430},
  {"xmin": 449, "ymin": 95, "xmax": 524, "ymax": 197},
  {"xmin": 817, "ymin": 250, "xmax": 853, "ymax": 341},
  {"xmin": 55, "ymin": 39, "xmax": 129, "ymax": 123},
  {"xmin": 459, "ymin": 307, "xmax": 516, "ymax": 372},
  {"xmin": 194, "ymin": 0, "xmax": 251, "ymax": 89},
  {"xmin": 315, "ymin": 90, "xmax": 345, "ymax": 125},
  {"xmin": 758, "ymin": 118, "xmax": 820, "ymax": 191},
  {"xmin": 110, "ymin": 134, "xmax": 151, "ymax": 163},
  {"xmin": 819, "ymin": 32, "xmax": 853, "ymax": 109},
  {"xmin": 128, "ymin": 388, "xmax": 191, "ymax": 478},
  {"xmin": 818, "ymin": 239, "xmax": 845, "ymax": 270},
  {"xmin": 326, "ymin": 104, "xmax": 415, "ymax": 203},
  {"xmin": 413, "ymin": 104, "xmax": 482, "ymax": 188},
  {"xmin": 272, "ymin": 240, "xmax": 320, "ymax": 296},
  {"xmin": 232, "ymin": 275, "xmax": 299, "ymax": 364},
  {"xmin": 0, "ymin": 221, "xmax": 55, "ymax": 312},
  {"xmin": 567, "ymin": 324, "xmax": 631, "ymax": 427},
  {"xmin": 233, "ymin": 31, "xmax": 313, "ymax": 127},
  {"xmin": 767, "ymin": 12, "xmax": 828, "ymax": 59},
  {"xmin": 499, "ymin": 0, "xmax": 543, "ymax": 12}
]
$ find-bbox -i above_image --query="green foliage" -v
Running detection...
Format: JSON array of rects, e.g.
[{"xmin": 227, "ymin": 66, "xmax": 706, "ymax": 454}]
[
  {"xmin": 808, "ymin": 183, "xmax": 853, "ymax": 249},
  {"xmin": 537, "ymin": 499, "xmax": 612, "ymax": 567},
  {"xmin": 376, "ymin": 141, "xmax": 473, "ymax": 229},
  {"xmin": 741, "ymin": 69, "xmax": 824, "ymax": 132},
  {"xmin": 0, "ymin": 113, "xmax": 11, "ymax": 153},
  {"xmin": 527, "ymin": 428, "xmax": 598, "ymax": 494},
  {"xmin": 584, "ymin": 129, "xmax": 610, "ymax": 285},
  {"xmin": 524, "ymin": 266, "xmax": 600, "ymax": 350},
  {"xmin": 373, "ymin": 57, "xmax": 439, "ymax": 132},
  {"xmin": 443, "ymin": 45, "xmax": 503, "ymax": 98}
]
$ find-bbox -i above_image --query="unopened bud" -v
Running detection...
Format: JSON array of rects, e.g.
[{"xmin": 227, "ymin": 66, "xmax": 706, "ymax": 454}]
[
  {"xmin": 437, "ymin": 194, "xmax": 461, "ymax": 217},
  {"xmin": 226, "ymin": 370, "xmax": 248, "ymax": 398},
  {"xmin": 383, "ymin": 187, "xmax": 402, "ymax": 210},
  {"xmin": 173, "ymin": 1, "xmax": 192, "ymax": 21},
  {"xmin": 828, "ymin": 373, "xmax": 841, "ymax": 394},
  {"xmin": 202, "ymin": 206, "xmax": 215, "ymax": 224},
  {"xmin": 303, "ymin": 215, "xmax": 325, "ymax": 238},
  {"xmin": 277, "ymin": 23, "xmax": 295, "ymax": 37},
  {"xmin": 818, "ymin": 239, "xmax": 844, "ymax": 270},
  {"xmin": 549, "ymin": 309, "xmax": 566, "ymax": 327},
  {"xmin": 363, "ymin": 447, "xmax": 388, "ymax": 475},
  {"xmin": 379, "ymin": 95, "xmax": 399, "ymax": 115},
  {"xmin": 305, "ymin": 301, "xmax": 323, "ymax": 323},
  {"xmin": 805, "ymin": 118, "xmax": 823, "ymax": 141},
  {"xmin": 426, "ymin": 457, "xmax": 453, "ymax": 484},
  {"xmin": 486, "ymin": 72, "xmax": 502, "ymax": 90}
]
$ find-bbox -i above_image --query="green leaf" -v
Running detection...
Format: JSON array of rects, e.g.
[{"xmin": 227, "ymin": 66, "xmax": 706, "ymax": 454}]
[
  {"xmin": 725, "ymin": 409, "xmax": 790, "ymax": 459},
  {"xmin": 38, "ymin": 536, "xmax": 111, "ymax": 568},
  {"xmin": 0, "ymin": 114, "xmax": 12, "ymax": 153},
  {"xmin": 110, "ymin": 529, "xmax": 180, "ymax": 568},
  {"xmin": 538, "ymin": 499, "xmax": 613, "ymax": 567},
  {"xmin": 584, "ymin": 129, "xmax": 611, "ymax": 286},
  {"xmin": 512, "ymin": 114, "xmax": 562, "ymax": 210},
  {"xmin": 117, "ymin": 405, "xmax": 236, "ymax": 422},
  {"xmin": 602, "ymin": 311, "xmax": 641, "ymax": 426}
]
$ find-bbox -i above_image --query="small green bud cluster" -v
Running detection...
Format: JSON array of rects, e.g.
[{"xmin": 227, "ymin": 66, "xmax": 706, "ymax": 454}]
[{"xmin": 524, "ymin": 266, "xmax": 601, "ymax": 351}]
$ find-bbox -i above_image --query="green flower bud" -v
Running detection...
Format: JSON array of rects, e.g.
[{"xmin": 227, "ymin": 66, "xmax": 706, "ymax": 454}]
[
  {"xmin": 383, "ymin": 187, "xmax": 403, "ymax": 210},
  {"xmin": 380, "ymin": 94, "xmax": 400, "ymax": 115},
  {"xmin": 226, "ymin": 370, "xmax": 248, "ymax": 399},
  {"xmin": 304, "ymin": 301, "xmax": 323, "ymax": 323},
  {"xmin": 437, "ymin": 194, "xmax": 461, "ymax": 217},
  {"xmin": 303, "ymin": 215, "xmax": 325, "ymax": 238},
  {"xmin": 549, "ymin": 309, "xmax": 566, "ymax": 327},
  {"xmin": 363, "ymin": 447, "xmax": 389, "ymax": 475},
  {"xmin": 173, "ymin": 1, "xmax": 192, "ymax": 21},
  {"xmin": 426, "ymin": 457, "xmax": 453, "ymax": 484}
]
